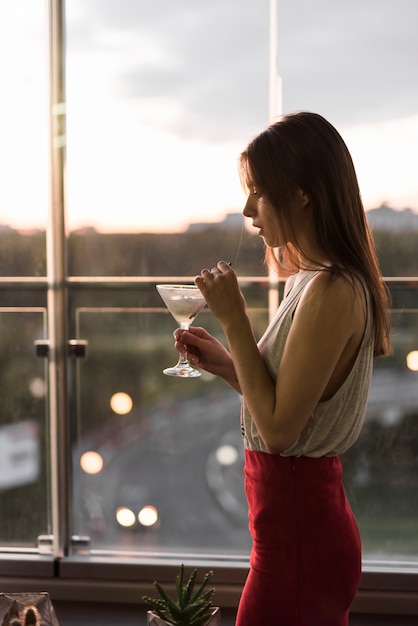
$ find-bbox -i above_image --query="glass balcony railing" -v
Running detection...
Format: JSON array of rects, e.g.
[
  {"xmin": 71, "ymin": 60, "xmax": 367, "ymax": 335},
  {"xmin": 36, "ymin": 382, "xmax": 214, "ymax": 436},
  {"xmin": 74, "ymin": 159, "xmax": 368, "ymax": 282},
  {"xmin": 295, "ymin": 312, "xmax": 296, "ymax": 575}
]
[
  {"xmin": 1, "ymin": 276, "xmax": 417, "ymax": 568},
  {"xmin": 0, "ymin": 282, "xmax": 49, "ymax": 550}
]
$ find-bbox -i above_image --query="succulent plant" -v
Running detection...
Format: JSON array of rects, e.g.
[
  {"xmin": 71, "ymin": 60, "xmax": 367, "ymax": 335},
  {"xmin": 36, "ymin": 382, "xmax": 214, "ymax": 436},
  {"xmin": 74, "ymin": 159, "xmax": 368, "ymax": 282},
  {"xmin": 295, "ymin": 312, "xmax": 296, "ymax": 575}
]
[{"xmin": 143, "ymin": 564, "xmax": 215, "ymax": 626}]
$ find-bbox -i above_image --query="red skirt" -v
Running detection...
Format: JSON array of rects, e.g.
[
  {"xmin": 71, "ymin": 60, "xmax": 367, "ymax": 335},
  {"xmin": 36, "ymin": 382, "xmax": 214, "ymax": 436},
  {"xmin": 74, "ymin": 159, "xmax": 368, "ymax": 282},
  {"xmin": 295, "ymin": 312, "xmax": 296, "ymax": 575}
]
[{"xmin": 235, "ymin": 450, "xmax": 361, "ymax": 626}]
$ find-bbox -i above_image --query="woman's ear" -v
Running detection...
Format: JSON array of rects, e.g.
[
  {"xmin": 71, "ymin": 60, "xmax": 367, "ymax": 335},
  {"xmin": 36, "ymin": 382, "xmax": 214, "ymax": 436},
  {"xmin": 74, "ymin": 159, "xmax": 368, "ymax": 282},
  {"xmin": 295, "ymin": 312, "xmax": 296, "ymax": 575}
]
[{"xmin": 296, "ymin": 188, "xmax": 310, "ymax": 208}]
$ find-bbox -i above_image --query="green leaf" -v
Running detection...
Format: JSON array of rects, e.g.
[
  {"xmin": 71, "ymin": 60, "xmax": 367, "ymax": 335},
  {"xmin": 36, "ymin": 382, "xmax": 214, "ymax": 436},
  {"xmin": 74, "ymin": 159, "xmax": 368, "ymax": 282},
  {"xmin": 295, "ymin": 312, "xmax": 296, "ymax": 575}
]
[
  {"xmin": 153, "ymin": 581, "xmax": 174, "ymax": 604},
  {"xmin": 183, "ymin": 568, "xmax": 198, "ymax": 606},
  {"xmin": 188, "ymin": 604, "xmax": 214, "ymax": 626},
  {"xmin": 176, "ymin": 564, "xmax": 185, "ymax": 608},
  {"xmin": 190, "ymin": 570, "xmax": 214, "ymax": 604},
  {"xmin": 143, "ymin": 566, "xmax": 216, "ymax": 626}
]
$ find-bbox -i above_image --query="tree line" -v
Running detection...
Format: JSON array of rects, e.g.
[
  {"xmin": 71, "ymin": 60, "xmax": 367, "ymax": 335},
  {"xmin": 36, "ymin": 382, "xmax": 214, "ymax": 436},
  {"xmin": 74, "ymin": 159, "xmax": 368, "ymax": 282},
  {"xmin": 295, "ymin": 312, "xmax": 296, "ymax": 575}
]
[{"xmin": 0, "ymin": 224, "xmax": 417, "ymax": 277}]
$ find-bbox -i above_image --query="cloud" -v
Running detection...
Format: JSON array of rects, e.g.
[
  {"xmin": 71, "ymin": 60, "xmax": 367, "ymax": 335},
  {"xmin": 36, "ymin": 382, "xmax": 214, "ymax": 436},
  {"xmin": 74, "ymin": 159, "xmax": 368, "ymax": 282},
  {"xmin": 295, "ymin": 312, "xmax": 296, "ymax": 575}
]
[
  {"xmin": 67, "ymin": 0, "xmax": 418, "ymax": 140},
  {"xmin": 279, "ymin": 0, "xmax": 418, "ymax": 125},
  {"xmin": 67, "ymin": 0, "xmax": 270, "ymax": 141}
]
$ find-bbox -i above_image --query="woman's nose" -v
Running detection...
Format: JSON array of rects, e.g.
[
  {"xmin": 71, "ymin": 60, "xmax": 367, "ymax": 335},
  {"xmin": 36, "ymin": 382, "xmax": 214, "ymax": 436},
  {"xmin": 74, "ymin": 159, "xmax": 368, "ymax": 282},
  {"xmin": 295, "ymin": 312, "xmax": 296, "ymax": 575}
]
[{"xmin": 243, "ymin": 194, "xmax": 255, "ymax": 218}]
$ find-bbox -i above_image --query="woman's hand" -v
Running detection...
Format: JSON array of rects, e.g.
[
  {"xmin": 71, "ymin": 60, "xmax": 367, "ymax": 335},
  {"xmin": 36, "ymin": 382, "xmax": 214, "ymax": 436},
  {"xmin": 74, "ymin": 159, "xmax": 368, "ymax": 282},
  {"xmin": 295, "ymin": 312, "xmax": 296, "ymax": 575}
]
[
  {"xmin": 174, "ymin": 326, "xmax": 241, "ymax": 393},
  {"xmin": 194, "ymin": 261, "xmax": 247, "ymax": 329}
]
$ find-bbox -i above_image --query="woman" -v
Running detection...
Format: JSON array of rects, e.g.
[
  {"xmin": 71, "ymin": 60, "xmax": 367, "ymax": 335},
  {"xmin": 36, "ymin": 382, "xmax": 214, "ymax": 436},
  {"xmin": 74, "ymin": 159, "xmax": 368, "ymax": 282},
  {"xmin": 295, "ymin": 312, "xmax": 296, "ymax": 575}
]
[{"xmin": 174, "ymin": 112, "xmax": 391, "ymax": 625}]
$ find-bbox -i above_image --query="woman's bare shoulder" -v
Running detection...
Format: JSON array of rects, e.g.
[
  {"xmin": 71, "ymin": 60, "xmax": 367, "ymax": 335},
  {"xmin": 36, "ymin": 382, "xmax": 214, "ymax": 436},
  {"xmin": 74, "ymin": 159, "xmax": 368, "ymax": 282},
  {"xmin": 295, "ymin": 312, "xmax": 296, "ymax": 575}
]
[{"xmin": 301, "ymin": 269, "xmax": 366, "ymax": 319}]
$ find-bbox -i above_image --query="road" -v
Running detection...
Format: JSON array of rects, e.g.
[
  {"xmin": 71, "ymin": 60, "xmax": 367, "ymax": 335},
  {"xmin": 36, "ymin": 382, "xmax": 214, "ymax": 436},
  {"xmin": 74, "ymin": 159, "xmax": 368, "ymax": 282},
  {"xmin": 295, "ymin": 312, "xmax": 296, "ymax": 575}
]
[
  {"xmin": 77, "ymin": 367, "xmax": 418, "ymax": 554},
  {"xmin": 78, "ymin": 389, "xmax": 251, "ymax": 555}
]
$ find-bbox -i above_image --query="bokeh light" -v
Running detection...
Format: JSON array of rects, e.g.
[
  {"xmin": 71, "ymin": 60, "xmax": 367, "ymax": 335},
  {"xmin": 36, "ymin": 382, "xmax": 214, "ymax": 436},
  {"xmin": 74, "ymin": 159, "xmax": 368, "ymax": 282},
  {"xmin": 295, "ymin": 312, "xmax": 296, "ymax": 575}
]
[
  {"xmin": 29, "ymin": 377, "xmax": 46, "ymax": 398},
  {"xmin": 80, "ymin": 451, "xmax": 104, "ymax": 475},
  {"xmin": 215, "ymin": 444, "xmax": 238, "ymax": 466},
  {"xmin": 116, "ymin": 506, "xmax": 136, "ymax": 528},
  {"xmin": 110, "ymin": 392, "xmax": 133, "ymax": 415},
  {"xmin": 406, "ymin": 350, "xmax": 418, "ymax": 371},
  {"xmin": 138, "ymin": 505, "xmax": 159, "ymax": 527}
]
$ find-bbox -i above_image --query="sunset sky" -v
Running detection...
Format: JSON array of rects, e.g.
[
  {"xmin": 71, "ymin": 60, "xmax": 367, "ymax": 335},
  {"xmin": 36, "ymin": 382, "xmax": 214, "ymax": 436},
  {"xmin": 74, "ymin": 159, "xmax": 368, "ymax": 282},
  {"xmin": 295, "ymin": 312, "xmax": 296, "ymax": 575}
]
[{"xmin": 1, "ymin": 0, "xmax": 418, "ymax": 233}]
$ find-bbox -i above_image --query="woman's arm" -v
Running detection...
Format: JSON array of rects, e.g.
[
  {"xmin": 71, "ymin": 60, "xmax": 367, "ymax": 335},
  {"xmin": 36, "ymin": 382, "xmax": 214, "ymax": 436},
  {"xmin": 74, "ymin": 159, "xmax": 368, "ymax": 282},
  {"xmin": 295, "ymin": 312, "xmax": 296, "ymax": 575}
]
[{"xmin": 196, "ymin": 263, "xmax": 366, "ymax": 453}]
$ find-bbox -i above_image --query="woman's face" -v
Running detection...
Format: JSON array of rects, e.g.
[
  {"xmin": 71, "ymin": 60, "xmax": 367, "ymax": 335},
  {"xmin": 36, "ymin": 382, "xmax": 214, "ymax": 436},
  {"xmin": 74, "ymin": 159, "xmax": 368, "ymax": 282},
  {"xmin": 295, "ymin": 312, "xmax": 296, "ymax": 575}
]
[
  {"xmin": 243, "ymin": 190, "xmax": 283, "ymax": 247},
  {"xmin": 243, "ymin": 183, "xmax": 311, "ymax": 249}
]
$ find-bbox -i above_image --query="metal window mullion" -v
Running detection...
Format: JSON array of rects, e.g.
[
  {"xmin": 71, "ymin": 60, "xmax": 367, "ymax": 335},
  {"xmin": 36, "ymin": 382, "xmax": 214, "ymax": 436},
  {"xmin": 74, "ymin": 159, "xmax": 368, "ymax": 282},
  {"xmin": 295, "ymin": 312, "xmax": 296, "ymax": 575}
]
[
  {"xmin": 268, "ymin": 0, "xmax": 282, "ymax": 320},
  {"xmin": 47, "ymin": 0, "xmax": 71, "ymax": 558}
]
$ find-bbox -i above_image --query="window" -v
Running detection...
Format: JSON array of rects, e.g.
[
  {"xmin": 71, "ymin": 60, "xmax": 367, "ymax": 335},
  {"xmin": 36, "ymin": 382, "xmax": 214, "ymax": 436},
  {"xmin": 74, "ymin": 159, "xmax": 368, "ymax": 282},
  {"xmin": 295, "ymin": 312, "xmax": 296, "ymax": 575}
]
[
  {"xmin": 0, "ymin": 0, "xmax": 417, "ymax": 618},
  {"xmin": 64, "ymin": 0, "xmax": 270, "ymax": 558},
  {"xmin": 278, "ymin": 0, "xmax": 418, "ymax": 567},
  {"xmin": 0, "ymin": 0, "xmax": 49, "ymax": 550}
]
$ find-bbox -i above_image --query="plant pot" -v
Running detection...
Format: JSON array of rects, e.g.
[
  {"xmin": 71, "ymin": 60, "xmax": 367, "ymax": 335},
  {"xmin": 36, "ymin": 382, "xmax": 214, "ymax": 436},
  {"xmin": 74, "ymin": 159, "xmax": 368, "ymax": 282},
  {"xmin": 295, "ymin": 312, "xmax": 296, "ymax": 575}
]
[
  {"xmin": 0, "ymin": 592, "xmax": 61, "ymax": 625},
  {"xmin": 147, "ymin": 606, "xmax": 221, "ymax": 626}
]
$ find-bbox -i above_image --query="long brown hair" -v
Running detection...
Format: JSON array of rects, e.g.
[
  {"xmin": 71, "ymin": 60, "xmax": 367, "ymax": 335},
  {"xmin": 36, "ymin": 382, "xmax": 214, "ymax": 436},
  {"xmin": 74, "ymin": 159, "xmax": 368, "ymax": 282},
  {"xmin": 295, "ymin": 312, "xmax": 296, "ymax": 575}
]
[{"xmin": 239, "ymin": 111, "xmax": 391, "ymax": 357}]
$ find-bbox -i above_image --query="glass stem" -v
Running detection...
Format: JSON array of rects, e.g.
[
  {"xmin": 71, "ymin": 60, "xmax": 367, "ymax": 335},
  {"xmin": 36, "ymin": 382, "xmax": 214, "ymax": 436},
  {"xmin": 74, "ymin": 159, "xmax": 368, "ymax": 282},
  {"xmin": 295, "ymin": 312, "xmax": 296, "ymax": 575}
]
[{"xmin": 179, "ymin": 322, "xmax": 190, "ymax": 364}]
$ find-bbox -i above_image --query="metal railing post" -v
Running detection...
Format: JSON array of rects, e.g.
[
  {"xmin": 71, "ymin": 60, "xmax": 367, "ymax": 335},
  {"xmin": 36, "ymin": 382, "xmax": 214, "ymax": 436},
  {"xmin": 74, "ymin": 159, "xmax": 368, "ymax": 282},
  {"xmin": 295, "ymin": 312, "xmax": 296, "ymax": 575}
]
[
  {"xmin": 268, "ymin": 0, "xmax": 282, "ymax": 320},
  {"xmin": 47, "ymin": 0, "xmax": 70, "ymax": 558}
]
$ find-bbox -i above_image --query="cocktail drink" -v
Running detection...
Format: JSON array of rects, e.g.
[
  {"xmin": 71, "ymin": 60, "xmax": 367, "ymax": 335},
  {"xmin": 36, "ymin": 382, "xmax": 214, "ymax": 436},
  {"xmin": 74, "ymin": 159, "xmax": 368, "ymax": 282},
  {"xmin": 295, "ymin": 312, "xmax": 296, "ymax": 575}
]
[{"xmin": 156, "ymin": 284, "xmax": 206, "ymax": 377}]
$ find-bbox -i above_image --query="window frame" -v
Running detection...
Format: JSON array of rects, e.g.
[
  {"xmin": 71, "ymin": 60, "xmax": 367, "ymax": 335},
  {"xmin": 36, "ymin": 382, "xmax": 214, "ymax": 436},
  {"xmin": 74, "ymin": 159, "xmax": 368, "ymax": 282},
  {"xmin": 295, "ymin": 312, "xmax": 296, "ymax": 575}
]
[
  {"xmin": 0, "ymin": 275, "xmax": 417, "ymax": 619},
  {"xmin": 0, "ymin": 554, "xmax": 418, "ymax": 617},
  {"xmin": 1, "ymin": 1, "xmax": 417, "ymax": 620}
]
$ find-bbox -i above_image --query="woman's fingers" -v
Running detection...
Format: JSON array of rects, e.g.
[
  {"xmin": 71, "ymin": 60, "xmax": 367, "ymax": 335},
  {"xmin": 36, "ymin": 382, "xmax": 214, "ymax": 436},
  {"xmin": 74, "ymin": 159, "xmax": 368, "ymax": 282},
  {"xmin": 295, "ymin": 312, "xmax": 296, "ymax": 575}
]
[
  {"xmin": 174, "ymin": 327, "xmax": 205, "ymax": 342},
  {"xmin": 195, "ymin": 261, "xmax": 232, "ymax": 285},
  {"xmin": 174, "ymin": 329, "xmax": 205, "ymax": 366},
  {"xmin": 174, "ymin": 328, "xmax": 198, "ymax": 353}
]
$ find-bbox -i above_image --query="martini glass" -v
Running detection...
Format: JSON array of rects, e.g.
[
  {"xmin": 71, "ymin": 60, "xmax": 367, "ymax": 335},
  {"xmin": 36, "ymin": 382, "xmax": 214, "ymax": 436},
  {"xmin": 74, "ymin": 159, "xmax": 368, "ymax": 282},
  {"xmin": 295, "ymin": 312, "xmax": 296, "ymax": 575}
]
[{"xmin": 156, "ymin": 284, "xmax": 206, "ymax": 377}]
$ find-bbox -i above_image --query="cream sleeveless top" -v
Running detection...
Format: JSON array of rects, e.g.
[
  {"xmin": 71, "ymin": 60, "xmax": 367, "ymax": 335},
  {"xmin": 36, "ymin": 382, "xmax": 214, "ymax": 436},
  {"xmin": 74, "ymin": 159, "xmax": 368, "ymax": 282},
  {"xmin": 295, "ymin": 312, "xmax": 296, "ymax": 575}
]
[{"xmin": 241, "ymin": 270, "xmax": 374, "ymax": 457}]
